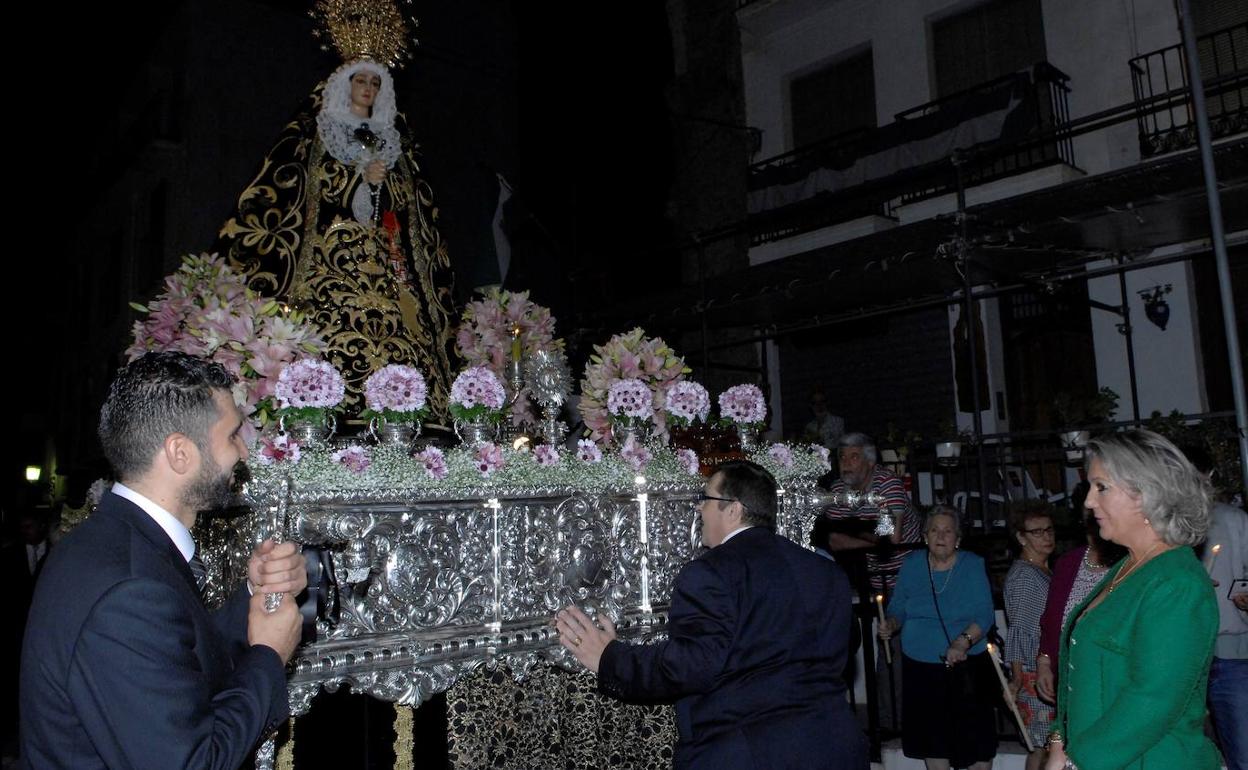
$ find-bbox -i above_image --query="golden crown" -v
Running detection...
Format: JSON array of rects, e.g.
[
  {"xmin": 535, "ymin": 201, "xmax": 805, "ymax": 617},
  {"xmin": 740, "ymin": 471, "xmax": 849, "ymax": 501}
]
[{"xmin": 311, "ymin": 0, "xmax": 419, "ymax": 69}]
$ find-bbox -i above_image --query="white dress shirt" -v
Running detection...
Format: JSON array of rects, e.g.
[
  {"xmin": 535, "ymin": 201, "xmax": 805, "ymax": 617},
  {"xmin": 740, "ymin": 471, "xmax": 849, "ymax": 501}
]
[
  {"xmin": 112, "ymin": 483, "xmax": 196, "ymax": 563},
  {"xmin": 26, "ymin": 541, "xmax": 47, "ymax": 575},
  {"xmin": 721, "ymin": 525, "xmax": 756, "ymax": 545}
]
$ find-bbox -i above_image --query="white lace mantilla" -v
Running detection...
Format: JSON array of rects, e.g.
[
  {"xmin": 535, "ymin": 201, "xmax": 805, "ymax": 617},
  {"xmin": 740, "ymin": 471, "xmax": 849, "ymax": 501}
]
[{"xmin": 317, "ymin": 112, "xmax": 402, "ymax": 170}]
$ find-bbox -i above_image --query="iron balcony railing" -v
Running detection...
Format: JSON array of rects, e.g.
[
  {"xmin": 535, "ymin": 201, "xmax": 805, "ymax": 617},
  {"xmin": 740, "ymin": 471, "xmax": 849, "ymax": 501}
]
[
  {"xmin": 1130, "ymin": 21, "xmax": 1248, "ymax": 158},
  {"xmin": 747, "ymin": 62, "xmax": 1075, "ymax": 246}
]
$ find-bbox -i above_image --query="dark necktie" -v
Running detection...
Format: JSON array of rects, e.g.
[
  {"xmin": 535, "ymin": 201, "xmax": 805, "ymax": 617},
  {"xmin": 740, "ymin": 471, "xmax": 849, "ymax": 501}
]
[{"xmin": 189, "ymin": 553, "xmax": 208, "ymax": 594}]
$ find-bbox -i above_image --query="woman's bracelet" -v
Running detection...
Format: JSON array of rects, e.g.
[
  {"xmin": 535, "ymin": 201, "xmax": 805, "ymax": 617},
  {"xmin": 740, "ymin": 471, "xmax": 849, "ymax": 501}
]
[{"xmin": 958, "ymin": 632, "xmax": 974, "ymax": 647}]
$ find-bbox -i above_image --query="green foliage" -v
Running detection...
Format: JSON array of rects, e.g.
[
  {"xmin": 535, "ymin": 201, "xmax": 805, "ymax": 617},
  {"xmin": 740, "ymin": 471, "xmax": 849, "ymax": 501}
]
[
  {"xmin": 1052, "ymin": 387, "xmax": 1120, "ymax": 428},
  {"xmin": 1143, "ymin": 410, "xmax": 1243, "ymax": 502},
  {"xmin": 884, "ymin": 421, "xmax": 923, "ymax": 447}
]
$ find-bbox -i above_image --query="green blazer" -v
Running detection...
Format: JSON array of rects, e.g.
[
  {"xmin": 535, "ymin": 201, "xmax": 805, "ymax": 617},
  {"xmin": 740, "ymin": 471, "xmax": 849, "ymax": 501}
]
[{"xmin": 1054, "ymin": 547, "xmax": 1219, "ymax": 770}]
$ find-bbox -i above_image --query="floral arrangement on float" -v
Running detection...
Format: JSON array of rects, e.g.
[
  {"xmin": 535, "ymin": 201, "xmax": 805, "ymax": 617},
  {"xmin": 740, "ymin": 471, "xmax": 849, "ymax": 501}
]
[
  {"xmin": 606, "ymin": 378, "xmax": 655, "ymax": 445},
  {"xmin": 361, "ymin": 364, "xmax": 428, "ymax": 447},
  {"xmin": 449, "ymin": 366, "xmax": 508, "ymax": 444},
  {"xmin": 247, "ymin": 427, "xmax": 826, "ymax": 496},
  {"xmin": 244, "ymin": 355, "xmax": 827, "ymax": 495},
  {"xmin": 579, "ymin": 327, "xmax": 690, "ymax": 446},
  {"xmin": 272, "ymin": 358, "xmax": 346, "ymax": 443},
  {"xmin": 362, "ymin": 364, "xmax": 428, "ymax": 422},
  {"xmin": 125, "ymin": 253, "xmax": 327, "ymax": 440},
  {"xmin": 717, "ymin": 383, "xmax": 768, "ymax": 451},
  {"xmin": 663, "ymin": 381, "xmax": 712, "ymax": 429},
  {"xmin": 248, "ymin": 431, "xmax": 713, "ymax": 494},
  {"xmin": 752, "ymin": 442, "xmax": 833, "ymax": 481},
  {"xmin": 454, "ymin": 288, "xmax": 561, "ymax": 428}
]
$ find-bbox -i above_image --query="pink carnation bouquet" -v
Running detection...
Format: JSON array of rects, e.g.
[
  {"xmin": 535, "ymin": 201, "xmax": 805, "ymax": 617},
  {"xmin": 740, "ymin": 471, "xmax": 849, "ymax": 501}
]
[
  {"xmin": 275, "ymin": 359, "xmax": 347, "ymax": 421},
  {"xmin": 449, "ymin": 366, "xmax": 507, "ymax": 423},
  {"xmin": 607, "ymin": 377, "xmax": 655, "ymax": 431},
  {"xmin": 362, "ymin": 364, "xmax": 428, "ymax": 423},
  {"xmin": 664, "ymin": 381, "xmax": 711, "ymax": 427},
  {"xmin": 718, "ymin": 384, "xmax": 767, "ymax": 430}
]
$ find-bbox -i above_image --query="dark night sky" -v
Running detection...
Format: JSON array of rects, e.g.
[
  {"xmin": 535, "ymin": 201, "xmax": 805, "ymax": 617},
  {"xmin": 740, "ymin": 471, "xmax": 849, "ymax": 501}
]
[
  {"xmin": 23, "ymin": 1, "xmax": 677, "ymax": 317},
  {"xmin": 8, "ymin": 1, "xmax": 679, "ymax": 507}
]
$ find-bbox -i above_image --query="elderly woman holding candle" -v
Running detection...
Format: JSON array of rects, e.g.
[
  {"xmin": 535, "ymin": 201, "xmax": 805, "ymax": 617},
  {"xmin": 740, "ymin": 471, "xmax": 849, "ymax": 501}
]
[
  {"xmin": 1005, "ymin": 502, "xmax": 1057, "ymax": 770},
  {"xmin": 878, "ymin": 506, "xmax": 997, "ymax": 770},
  {"xmin": 1046, "ymin": 430, "xmax": 1219, "ymax": 770}
]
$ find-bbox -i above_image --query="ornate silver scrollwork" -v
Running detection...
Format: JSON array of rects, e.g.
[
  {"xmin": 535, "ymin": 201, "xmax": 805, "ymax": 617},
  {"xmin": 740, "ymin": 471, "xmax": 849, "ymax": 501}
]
[{"xmin": 231, "ymin": 474, "xmax": 823, "ymax": 714}]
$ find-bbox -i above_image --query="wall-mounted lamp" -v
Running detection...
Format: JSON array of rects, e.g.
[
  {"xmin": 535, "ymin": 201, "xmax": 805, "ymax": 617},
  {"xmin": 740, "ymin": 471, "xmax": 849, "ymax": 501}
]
[
  {"xmin": 1138, "ymin": 284, "xmax": 1172, "ymax": 330},
  {"xmin": 25, "ymin": 465, "xmax": 42, "ymax": 483}
]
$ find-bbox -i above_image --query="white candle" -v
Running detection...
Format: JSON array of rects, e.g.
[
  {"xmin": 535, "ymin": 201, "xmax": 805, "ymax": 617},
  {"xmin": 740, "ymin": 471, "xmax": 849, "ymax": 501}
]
[
  {"xmin": 988, "ymin": 643, "xmax": 1034, "ymax": 752},
  {"xmin": 875, "ymin": 594, "xmax": 892, "ymax": 664},
  {"xmin": 1207, "ymin": 544, "xmax": 1222, "ymax": 575}
]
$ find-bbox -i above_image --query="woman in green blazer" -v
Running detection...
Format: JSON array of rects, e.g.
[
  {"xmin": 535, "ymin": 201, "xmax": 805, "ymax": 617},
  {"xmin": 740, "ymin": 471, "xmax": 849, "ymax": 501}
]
[{"xmin": 1047, "ymin": 430, "xmax": 1219, "ymax": 770}]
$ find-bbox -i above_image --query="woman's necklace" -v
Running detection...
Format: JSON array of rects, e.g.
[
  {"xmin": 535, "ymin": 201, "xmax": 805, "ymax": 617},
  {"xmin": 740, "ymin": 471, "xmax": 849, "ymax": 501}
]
[
  {"xmin": 1107, "ymin": 541, "xmax": 1166, "ymax": 593},
  {"xmin": 1023, "ymin": 552, "xmax": 1050, "ymax": 574},
  {"xmin": 931, "ymin": 556, "xmax": 956, "ymax": 594},
  {"xmin": 1082, "ymin": 548, "xmax": 1107, "ymax": 571}
]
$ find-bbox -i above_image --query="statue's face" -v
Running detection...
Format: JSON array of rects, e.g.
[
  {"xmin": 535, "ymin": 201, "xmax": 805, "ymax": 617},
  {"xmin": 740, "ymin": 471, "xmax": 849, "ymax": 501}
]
[{"xmin": 349, "ymin": 70, "xmax": 382, "ymax": 112}]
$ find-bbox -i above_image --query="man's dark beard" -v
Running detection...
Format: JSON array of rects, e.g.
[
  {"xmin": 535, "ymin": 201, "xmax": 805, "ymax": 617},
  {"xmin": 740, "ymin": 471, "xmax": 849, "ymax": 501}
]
[{"xmin": 181, "ymin": 453, "xmax": 237, "ymax": 514}]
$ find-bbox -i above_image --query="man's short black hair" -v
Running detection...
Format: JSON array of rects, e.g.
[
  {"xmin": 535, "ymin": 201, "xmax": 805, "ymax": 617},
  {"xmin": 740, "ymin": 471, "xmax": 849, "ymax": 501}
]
[
  {"xmin": 98, "ymin": 352, "xmax": 235, "ymax": 482},
  {"xmin": 713, "ymin": 460, "xmax": 778, "ymax": 530}
]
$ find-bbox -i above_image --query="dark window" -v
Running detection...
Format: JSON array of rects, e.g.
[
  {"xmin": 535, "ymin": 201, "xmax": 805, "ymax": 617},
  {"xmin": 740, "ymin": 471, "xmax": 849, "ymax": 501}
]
[
  {"xmin": 932, "ymin": 0, "xmax": 1047, "ymax": 97},
  {"xmin": 1190, "ymin": 0, "xmax": 1248, "ymax": 36},
  {"xmin": 999, "ymin": 284, "xmax": 1098, "ymax": 431},
  {"xmin": 1192, "ymin": 244, "xmax": 1248, "ymax": 413},
  {"xmin": 789, "ymin": 48, "xmax": 876, "ymax": 148}
]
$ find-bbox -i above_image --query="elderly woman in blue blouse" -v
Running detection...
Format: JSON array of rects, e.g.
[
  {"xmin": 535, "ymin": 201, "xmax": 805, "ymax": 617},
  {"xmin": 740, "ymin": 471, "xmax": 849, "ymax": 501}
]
[
  {"xmin": 1046, "ymin": 430, "xmax": 1219, "ymax": 770},
  {"xmin": 878, "ymin": 506, "xmax": 997, "ymax": 770}
]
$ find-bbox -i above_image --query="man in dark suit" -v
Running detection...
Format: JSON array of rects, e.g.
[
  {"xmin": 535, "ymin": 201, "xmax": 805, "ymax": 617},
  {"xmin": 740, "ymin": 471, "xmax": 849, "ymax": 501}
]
[
  {"xmin": 555, "ymin": 460, "xmax": 867, "ymax": 770},
  {"xmin": 2, "ymin": 508, "xmax": 52, "ymax": 761},
  {"xmin": 20, "ymin": 352, "xmax": 305, "ymax": 769}
]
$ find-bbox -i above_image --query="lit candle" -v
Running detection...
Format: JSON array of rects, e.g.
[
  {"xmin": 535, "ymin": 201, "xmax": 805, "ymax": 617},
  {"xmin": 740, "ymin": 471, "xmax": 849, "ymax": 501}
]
[
  {"xmin": 987, "ymin": 642, "xmax": 1034, "ymax": 752},
  {"xmin": 875, "ymin": 594, "xmax": 892, "ymax": 664},
  {"xmin": 510, "ymin": 325, "xmax": 522, "ymax": 361},
  {"xmin": 1207, "ymin": 544, "xmax": 1222, "ymax": 575}
]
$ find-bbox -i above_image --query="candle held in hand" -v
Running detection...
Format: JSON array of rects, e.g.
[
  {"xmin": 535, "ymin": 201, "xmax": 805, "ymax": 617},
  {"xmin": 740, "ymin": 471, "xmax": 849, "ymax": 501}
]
[{"xmin": 875, "ymin": 593, "xmax": 892, "ymax": 664}]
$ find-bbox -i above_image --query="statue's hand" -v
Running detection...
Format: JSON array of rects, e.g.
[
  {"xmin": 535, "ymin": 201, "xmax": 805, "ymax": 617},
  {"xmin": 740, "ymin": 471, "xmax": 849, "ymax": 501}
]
[{"xmin": 364, "ymin": 160, "xmax": 385, "ymax": 185}]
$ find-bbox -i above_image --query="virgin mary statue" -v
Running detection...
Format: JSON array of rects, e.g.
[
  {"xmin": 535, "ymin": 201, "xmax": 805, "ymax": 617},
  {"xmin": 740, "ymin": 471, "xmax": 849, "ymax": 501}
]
[{"xmin": 217, "ymin": 57, "xmax": 458, "ymax": 418}]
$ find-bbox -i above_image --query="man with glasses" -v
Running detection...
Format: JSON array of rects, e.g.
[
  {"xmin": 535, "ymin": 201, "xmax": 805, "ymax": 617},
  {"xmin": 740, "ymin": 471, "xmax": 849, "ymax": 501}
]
[{"xmin": 555, "ymin": 460, "xmax": 866, "ymax": 769}]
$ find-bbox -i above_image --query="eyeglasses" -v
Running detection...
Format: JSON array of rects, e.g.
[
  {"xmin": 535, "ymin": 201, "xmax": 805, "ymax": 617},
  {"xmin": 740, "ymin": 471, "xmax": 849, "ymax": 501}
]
[
  {"xmin": 1023, "ymin": 526, "xmax": 1055, "ymax": 536},
  {"xmin": 698, "ymin": 492, "xmax": 736, "ymax": 504}
]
